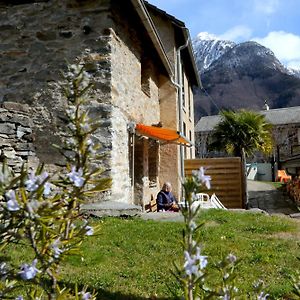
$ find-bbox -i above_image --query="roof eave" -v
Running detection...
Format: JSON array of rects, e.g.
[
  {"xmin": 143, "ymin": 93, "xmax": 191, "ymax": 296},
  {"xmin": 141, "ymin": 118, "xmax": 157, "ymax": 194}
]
[
  {"xmin": 131, "ymin": 0, "xmax": 174, "ymax": 78},
  {"xmin": 144, "ymin": 1, "xmax": 201, "ymax": 88},
  {"xmin": 181, "ymin": 28, "xmax": 202, "ymax": 88}
]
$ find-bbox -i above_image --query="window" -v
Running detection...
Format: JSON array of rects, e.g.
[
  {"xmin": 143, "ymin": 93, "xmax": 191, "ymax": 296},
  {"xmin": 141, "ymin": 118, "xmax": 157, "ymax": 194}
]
[
  {"xmin": 183, "ymin": 122, "xmax": 186, "ymax": 137},
  {"xmin": 141, "ymin": 55, "xmax": 151, "ymax": 97},
  {"xmin": 188, "ymin": 85, "xmax": 192, "ymax": 118},
  {"xmin": 181, "ymin": 64, "xmax": 185, "ymax": 108},
  {"xmin": 189, "ymin": 130, "xmax": 193, "ymax": 158}
]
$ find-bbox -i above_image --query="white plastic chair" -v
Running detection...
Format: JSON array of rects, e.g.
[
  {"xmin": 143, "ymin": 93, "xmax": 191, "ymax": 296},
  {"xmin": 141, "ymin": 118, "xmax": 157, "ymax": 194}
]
[{"xmin": 191, "ymin": 193, "xmax": 210, "ymax": 210}]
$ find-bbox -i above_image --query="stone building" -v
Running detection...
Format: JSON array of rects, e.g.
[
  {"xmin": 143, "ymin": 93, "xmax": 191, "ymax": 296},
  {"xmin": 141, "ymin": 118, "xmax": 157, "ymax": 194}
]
[
  {"xmin": 195, "ymin": 106, "xmax": 300, "ymax": 176},
  {"xmin": 0, "ymin": 0, "xmax": 200, "ymax": 209}
]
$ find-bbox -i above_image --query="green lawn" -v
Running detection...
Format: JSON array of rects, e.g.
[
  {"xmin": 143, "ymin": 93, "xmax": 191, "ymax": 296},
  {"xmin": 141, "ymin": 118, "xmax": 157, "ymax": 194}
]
[{"xmin": 3, "ymin": 210, "xmax": 300, "ymax": 299}]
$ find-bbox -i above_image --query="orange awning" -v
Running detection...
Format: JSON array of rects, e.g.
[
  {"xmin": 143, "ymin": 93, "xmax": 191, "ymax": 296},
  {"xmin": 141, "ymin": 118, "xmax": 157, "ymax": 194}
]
[{"xmin": 135, "ymin": 123, "xmax": 192, "ymax": 147}]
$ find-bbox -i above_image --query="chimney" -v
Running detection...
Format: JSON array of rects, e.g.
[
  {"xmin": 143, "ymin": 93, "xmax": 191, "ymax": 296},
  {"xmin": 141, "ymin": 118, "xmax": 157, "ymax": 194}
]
[{"xmin": 264, "ymin": 99, "xmax": 269, "ymax": 111}]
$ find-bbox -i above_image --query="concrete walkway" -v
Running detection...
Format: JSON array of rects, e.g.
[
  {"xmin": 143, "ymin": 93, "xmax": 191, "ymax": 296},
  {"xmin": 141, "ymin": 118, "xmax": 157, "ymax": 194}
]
[{"xmin": 247, "ymin": 180, "xmax": 299, "ymax": 216}]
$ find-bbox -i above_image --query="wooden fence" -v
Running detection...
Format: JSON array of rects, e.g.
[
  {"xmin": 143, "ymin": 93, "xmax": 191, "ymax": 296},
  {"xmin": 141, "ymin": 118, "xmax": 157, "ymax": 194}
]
[{"xmin": 185, "ymin": 157, "xmax": 244, "ymax": 208}]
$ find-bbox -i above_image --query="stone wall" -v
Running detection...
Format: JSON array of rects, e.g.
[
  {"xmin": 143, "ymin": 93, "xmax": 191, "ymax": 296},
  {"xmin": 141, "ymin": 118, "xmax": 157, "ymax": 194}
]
[
  {"xmin": 0, "ymin": 0, "xmax": 185, "ymax": 206},
  {"xmin": 0, "ymin": 0, "xmax": 115, "ymax": 201},
  {"xmin": 109, "ymin": 1, "xmax": 165, "ymax": 205},
  {"xmin": 0, "ymin": 102, "xmax": 39, "ymax": 173},
  {"xmin": 0, "ymin": 0, "xmax": 112, "ymax": 104}
]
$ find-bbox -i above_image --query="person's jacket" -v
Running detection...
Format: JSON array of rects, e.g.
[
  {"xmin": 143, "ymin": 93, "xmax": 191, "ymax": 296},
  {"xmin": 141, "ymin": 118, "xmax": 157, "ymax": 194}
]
[{"xmin": 156, "ymin": 190, "xmax": 176, "ymax": 211}]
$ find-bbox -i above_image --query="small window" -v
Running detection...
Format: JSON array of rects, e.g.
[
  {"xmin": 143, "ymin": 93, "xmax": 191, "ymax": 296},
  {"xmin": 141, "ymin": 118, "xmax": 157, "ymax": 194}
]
[
  {"xmin": 188, "ymin": 85, "xmax": 192, "ymax": 118},
  {"xmin": 141, "ymin": 55, "xmax": 151, "ymax": 97},
  {"xmin": 183, "ymin": 122, "xmax": 186, "ymax": 137},
  {"xmin": 181, "ymin": 64, "xmax": 185, "ymax": 107},
  {"xmin": 189, "ymin": 130, "xmax": 193, "ymax": 158}
]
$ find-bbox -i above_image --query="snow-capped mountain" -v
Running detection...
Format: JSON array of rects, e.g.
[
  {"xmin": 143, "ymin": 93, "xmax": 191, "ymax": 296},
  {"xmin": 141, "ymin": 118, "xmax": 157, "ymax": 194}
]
[
  {"xmin": 193, "ymin": 32, "xmax": 235, "ymax": 73},
  {"xmin": 288, "ymin": 68, "xmax": 300, "ymax": 78},
  {"xmin": 192, "ymin": 33, "xmax": 300, "ymax": 119}
]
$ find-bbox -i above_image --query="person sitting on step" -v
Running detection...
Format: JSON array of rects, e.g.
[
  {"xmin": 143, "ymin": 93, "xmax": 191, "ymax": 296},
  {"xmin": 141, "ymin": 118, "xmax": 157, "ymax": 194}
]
[{"xmin": 156, "ymin": 182, "xmax": 179, "ymax": 212}]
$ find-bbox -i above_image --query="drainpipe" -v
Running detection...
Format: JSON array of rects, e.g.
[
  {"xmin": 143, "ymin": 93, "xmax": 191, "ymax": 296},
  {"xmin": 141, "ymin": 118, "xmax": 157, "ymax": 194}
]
[
  {"xmin": 176, "ymin": 37, "xmax": 190, "ymax": 192},
  {"xmin": 127, "ymin": 122, "xmax": 136, "ymax": 205},
  {"xmin": 132, "ymin": 133, "xmax": 135, "ymax": 205}
]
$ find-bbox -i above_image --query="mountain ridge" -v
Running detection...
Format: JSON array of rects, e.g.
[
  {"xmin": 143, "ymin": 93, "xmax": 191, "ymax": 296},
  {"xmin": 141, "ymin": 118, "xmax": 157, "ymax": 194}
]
[{"xmin": 192, "ymin": 33, "xmax": 300, "ymax": 120}]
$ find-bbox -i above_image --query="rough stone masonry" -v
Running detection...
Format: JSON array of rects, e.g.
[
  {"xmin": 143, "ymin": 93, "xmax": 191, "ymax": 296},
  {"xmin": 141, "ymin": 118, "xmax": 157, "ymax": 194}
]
[
  {"xmin": 0, "ymin": 0, "xmax": 164, "ymax": 208},
  {"xmin": 0, "ymin": 0, "xmax": 115, "ymax": 199}
]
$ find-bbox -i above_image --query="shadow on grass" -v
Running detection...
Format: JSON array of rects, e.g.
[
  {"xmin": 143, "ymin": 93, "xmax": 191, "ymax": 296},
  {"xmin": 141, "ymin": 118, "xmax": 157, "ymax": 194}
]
[{"xmin": 62, "ymin": 280, "xmax": 179, "ymax": 300}]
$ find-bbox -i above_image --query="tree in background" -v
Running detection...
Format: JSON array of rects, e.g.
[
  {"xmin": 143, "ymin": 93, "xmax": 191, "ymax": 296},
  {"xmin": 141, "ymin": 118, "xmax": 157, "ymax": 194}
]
[{"xmin": 209, "ymin": 110, "xmax": 273, "ymax": 158}]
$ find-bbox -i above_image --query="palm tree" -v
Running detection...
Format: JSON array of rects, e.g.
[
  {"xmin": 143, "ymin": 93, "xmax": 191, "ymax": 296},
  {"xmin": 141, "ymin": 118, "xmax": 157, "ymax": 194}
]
[{"xmin": 209, "ymin": 110, "xmax": 273, "ymax": 158}]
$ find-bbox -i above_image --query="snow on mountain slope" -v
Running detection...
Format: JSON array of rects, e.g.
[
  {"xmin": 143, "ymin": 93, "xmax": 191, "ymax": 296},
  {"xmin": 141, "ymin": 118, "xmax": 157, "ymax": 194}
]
[
  {"xmin": 192, "ymin": 32, "xmax": 300, "ymax": 119},
  {"xmin": 192, "ymin": 32, "xmax": 235, "ymax": 73}
]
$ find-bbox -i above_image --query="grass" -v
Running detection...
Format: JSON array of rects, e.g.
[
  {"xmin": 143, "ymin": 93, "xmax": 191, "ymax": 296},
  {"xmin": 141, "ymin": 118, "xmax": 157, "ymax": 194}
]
[{"xmin": 3, "ymin": 210, "xmax": 300, "ymax": 299}]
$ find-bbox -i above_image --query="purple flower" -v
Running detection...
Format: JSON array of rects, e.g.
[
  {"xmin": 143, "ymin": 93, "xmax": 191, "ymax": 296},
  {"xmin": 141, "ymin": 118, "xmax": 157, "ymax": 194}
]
[
  {"xmin": 81, "ymin": 292, "xmax": 92, "ymax": 300},
  {"xmin": 51, "ymin": 238, "xmax": 64, "ymax": 258},
  {"xmin": 183, "ymin": 251, "xmax": 199, "ymax": 276},
  {"xmin": 85, "ymin": 225, "xmax": 94, "ymax": 236},
  {"xmin": 6, "ymin": 190, "xmax": 20, "ymax": 211},
  {"xmin": 222, "ymin": 292, "xmax": 230, "ymax": 300},
  {"xmin": 183, "ymin": 246, "xmax": 208, "ymax": 277},
  {"xmin": 195, "ymin": 247, "xmax": 208, "ymax": 270},
  {"xmin": 189, "ymin": 221, "xmax": 197, "ymax": 231},
  {"xmin": 258, "ymin": 292, "xmax": 269, "ymax": 300},
  {"xmin": 25, "ymin": 171, "xmax": 51, "ymax": 196},
  {"xmin": 87, "ymin": 139, "xmax": 96, "ymax": 155},
  {"xmin": 19, "ymin": 259, "xmax": 40, "ymax": 280},
  {"xmin": 227, "ymin": 253, "xmax": 237, "ymax": 263},
  {"xmin": 25, "ymin": 172, "xmax": 39, "ymax": 192},
  {"xmin": 67, "ymin": 166, "xmax": 84, "ymax": 188},
  {"xmin": 26, "ymin": 200, "xmax": 40, "ymax": 217},
  {"xmin": 0, "ymin": 262, "xmax": 8, "ymax": 276},
  {"xmin": 192, "ymin": 167, "xmax": 211, "ymax": 189},
  {"xmin": 80, "ymin": 122, "xmax": 91, "ymax": 133},
  {"xmin": 15, "ymin": 296, "xmax": 24, "ymax": 300},
  {"xmin": 43, "ymin": 182, "xmax": 51, "ymax": 196}
]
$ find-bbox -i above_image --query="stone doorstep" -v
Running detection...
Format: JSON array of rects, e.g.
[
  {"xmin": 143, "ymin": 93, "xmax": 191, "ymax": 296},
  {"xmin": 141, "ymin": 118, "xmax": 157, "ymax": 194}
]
[{"xmin": 81, "ymin": 201, "xmax": 142, "ymax": 217}]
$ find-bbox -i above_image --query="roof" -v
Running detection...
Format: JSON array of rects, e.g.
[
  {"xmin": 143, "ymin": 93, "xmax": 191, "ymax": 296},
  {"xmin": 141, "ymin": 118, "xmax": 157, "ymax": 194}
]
[
  {"xmin": 143, "ymin": 1, "xmax": 201, "ymax": 87},
  {"xmin": 195, "ymin": 115, "xmax": 221, "ymax": 132},
  {"xmin": 195, "ymin": 106, "xmax": 300, "ymax": 132},
  {"xmin": 261, "ymin": 106, "xmax": 300, "ymax": 125}
]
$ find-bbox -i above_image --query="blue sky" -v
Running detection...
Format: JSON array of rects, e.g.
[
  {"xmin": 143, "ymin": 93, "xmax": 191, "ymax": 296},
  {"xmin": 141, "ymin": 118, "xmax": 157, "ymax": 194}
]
[{"xmin": 148, "ymin": 0, "xmax": 300, "ymax": 70}]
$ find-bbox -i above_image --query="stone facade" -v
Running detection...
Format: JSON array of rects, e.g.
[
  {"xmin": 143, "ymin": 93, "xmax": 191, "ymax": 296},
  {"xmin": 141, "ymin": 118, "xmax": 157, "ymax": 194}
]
[{"xmin": 0, "ymin": 0, "xmax": 199, "ymax": 207}]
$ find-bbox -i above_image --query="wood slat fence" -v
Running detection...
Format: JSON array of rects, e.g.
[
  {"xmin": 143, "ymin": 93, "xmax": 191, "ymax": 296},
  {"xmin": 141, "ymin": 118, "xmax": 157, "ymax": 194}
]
[{"xmin": 185, "ymin": 157, "xmax": 245, "ymax": 208}]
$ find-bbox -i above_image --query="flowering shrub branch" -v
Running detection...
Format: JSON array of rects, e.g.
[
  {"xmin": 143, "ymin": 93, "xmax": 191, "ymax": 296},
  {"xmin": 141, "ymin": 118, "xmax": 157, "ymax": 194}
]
[
  {"xmin": 0, "ymin": 63, "xmax": 111, "ymax": 300},
  {"xmin": 175, "ymin": 167, "xmax": 269, "ymax": 299}
]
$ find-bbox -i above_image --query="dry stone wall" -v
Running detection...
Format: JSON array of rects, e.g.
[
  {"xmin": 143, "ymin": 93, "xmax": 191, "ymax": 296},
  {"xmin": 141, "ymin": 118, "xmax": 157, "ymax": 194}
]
[
  {"xmin": 0, "ymin": 102, "xmax": 38, "ymax": 173},
  {"xmin": 0, "ymin": 0, "xmax": 114, "ymax": 201}
]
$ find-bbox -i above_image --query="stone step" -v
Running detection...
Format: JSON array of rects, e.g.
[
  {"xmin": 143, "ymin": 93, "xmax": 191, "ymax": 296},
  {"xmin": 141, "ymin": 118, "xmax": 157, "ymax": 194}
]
[{"xmin": 81, "ymin": 201, "xmax": 142, "ymax": 217}]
